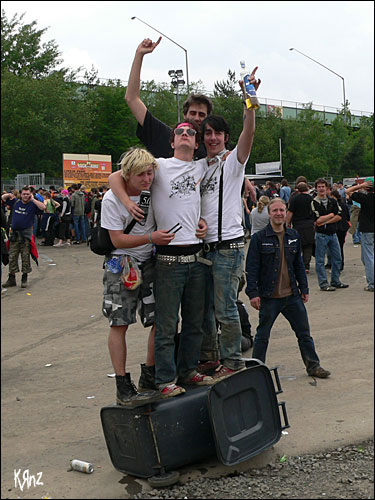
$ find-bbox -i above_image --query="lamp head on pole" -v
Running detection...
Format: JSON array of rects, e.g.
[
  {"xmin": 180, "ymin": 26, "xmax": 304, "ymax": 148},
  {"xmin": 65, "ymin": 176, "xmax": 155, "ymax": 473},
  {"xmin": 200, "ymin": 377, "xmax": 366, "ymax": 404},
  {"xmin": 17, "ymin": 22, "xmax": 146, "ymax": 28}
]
[
  {"xmin": 131, "ymin": 16, "xmax": 136, "ymax": 20},
  {"xmin": 289, "ymin": 48, "xmax": 294, "ymax": 51}
]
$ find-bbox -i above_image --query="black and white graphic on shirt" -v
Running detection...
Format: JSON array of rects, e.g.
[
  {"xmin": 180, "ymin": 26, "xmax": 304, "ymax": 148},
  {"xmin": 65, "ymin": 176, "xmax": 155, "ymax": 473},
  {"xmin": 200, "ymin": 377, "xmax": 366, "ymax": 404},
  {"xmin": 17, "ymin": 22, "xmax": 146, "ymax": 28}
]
[
  {"xmin": 169, "ymin": 175, "xmax": 197, "ymax": 198},
  {"xmin": 201, "ymin": 176, "xmax": 218, "ymax": 196}
]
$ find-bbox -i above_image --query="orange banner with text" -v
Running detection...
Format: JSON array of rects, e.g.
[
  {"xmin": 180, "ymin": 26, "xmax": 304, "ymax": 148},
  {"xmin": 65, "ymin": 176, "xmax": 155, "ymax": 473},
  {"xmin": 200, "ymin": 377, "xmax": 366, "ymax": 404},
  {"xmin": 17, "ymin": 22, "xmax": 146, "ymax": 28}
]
[{"xmin": 63, "ymin": 153, "xmax": 112, "ymax": 189}]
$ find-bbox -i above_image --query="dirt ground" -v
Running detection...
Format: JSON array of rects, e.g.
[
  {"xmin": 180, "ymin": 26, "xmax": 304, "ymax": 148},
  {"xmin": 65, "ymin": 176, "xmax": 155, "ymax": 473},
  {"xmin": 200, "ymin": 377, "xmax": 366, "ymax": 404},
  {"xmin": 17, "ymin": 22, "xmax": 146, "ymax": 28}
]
[{"xmin": 1, "ymin": 238, "xmax": 374, "ymax": 499}]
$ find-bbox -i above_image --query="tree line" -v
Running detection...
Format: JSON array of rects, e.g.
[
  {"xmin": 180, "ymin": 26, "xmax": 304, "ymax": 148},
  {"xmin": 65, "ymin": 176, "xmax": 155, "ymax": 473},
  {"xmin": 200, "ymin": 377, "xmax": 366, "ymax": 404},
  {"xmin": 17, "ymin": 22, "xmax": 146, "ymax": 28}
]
[{"xmin": 1, "ymin": 10, "xmax": 374, "ymax": 182}]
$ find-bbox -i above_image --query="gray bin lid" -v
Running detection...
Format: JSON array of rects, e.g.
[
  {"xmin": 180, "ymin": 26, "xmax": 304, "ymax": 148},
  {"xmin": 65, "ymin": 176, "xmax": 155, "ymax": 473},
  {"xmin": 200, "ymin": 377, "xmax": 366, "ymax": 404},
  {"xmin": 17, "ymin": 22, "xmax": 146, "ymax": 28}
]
[{"xmin": 207, "ymin": 365, "xmax": 282, "ymax": 466}]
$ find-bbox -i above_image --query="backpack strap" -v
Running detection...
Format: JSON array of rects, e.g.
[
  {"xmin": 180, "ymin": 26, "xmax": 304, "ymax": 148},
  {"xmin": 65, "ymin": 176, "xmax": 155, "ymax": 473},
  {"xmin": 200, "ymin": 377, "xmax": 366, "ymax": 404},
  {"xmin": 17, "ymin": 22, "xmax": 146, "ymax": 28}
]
[{"xmin": 218, "ymin": 163, "xmax": 224, "ymax": 243}]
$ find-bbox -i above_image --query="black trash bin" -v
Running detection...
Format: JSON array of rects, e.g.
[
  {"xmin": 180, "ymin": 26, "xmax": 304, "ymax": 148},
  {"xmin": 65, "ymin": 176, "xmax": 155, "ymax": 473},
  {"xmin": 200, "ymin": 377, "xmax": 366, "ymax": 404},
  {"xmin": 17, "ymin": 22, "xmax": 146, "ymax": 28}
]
[{"xmin": 100, "ymin": 360, "xmax": 289, "ymax": 485}]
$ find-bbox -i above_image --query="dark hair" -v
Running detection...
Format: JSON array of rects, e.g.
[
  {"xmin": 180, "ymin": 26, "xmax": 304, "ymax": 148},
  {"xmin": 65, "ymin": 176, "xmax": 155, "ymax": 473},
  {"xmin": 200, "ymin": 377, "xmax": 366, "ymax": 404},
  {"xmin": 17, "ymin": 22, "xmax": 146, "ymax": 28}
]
[
  {"xmin": 281, "ymin": 179, "xmax": 289, "ymax": 187},
  {"xmin": 21, "ymin": 185, "xmax": 31, "ymax": 192},
  {"xmin": 70, "ymin": 184, "xmax": 78, "ymax": 190},
  {"xmin": 169, "ymin": 120, "xmax": 201, "ymax": 146},
  {"xmin": 182, "ymin": 94, "xmax": 213, "ymax": 117},
  {"xmin": 201, "ymin": 115, "xmax": 231, "ymax": 147},
  {"xmin": 331, "ymin": 189, "xmax": 342, "ymax": 202},
  {"xmin": 297, "ymin": 182, "xmax": 309, "ymax": 193},
  {"xmin": 315, "ymin": 178, "xmax": 328, "ymax": 188},
  {"xmin": 295, "ymin": 176, "xmax": 307, "ymax": 185}
]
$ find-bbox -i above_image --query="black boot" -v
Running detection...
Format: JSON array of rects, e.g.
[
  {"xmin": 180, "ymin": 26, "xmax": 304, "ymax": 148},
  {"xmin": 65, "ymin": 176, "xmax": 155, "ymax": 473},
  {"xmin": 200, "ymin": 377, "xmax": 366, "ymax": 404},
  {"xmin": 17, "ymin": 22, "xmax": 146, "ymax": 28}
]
[
  {"xmin": 21, "ymin": 273, "xmax": 28, "ymax": 288},
  {"xmin": 138, "ymin": 364, "xmax": 158, "ymax": 392},
  {"xmin": 3, "ymin": 274, "xmax": 16, "ymax": 287},
  {"xmin": 116, "ymin": 373, "xmax": 161, "ymax": 408}
]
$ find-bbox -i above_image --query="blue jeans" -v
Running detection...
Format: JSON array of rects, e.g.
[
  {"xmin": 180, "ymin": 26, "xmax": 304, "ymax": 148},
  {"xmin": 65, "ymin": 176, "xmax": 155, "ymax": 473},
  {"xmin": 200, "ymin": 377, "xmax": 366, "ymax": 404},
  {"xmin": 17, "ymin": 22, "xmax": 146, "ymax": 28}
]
[
  {"xmin": 73, "ymin": 215, "xmax": 87, "ymax": 243},
  {"xmin": 353, "ymin": 226, "xmax": 361, "ymax": 244},
  {"xmin": 315, "ymin": 233, "xmax": 342, "ymax": 287},
  {"xmin": 360, "ymin": 232, "xmax": 374, "ymax": 289},
  {"xmin": 200, "ymin": 248, "xmax": 245, "ymax": 370},
  {"xmin": 253, "ymin": 295, "xmax": 320, "ymax": 372},
  {"xmin": 154, "ymin": 260, "xmax": 206, "ymax": 386}
]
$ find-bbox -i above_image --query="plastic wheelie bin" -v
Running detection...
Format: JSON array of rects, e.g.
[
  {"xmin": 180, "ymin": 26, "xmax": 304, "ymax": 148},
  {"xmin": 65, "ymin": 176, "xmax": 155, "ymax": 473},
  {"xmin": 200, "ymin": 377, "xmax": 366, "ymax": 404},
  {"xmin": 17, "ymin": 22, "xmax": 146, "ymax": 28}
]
[{"xmin": 100, "ymin": 359, "xmax": 289, "ymax": 487}]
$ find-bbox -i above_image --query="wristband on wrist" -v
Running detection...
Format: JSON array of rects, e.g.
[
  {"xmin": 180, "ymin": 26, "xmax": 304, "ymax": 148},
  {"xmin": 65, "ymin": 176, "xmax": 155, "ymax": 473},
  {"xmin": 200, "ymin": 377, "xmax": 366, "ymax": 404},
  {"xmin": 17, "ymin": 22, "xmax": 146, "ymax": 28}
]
[{"xmin": 148, "ymin": 232, "xmax": 153, "ymax": 244}]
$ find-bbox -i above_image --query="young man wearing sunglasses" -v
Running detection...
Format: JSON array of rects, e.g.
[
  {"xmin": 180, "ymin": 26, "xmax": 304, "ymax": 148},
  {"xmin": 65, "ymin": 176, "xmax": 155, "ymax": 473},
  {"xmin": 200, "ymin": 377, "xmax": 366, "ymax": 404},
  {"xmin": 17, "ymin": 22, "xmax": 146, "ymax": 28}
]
[{"xmin": 108, "ymin": 120, "xmax": 213, "ymax": 398}]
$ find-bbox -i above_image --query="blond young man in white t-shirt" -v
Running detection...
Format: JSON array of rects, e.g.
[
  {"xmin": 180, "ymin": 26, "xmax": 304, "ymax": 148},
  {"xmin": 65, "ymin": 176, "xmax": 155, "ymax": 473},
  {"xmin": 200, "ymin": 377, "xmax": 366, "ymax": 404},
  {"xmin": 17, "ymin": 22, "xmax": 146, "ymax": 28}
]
[{"xmin": 101, "ymin": 147, "xmax": 175, "ymax": 407}]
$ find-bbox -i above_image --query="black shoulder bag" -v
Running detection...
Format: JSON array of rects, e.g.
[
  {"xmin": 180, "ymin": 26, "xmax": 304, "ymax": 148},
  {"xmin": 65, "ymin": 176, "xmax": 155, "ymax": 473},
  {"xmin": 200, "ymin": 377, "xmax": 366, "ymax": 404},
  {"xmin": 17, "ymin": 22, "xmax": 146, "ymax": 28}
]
[{"xmin": 88, "ymin": 219, "xmax": 137, "ymax": 256}]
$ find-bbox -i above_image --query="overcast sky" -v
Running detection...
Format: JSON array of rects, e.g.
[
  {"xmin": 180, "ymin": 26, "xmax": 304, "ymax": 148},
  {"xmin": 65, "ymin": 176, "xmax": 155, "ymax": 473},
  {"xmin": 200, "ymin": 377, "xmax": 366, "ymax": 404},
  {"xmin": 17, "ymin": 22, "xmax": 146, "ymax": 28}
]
[{"xmin": 2, "ymin": 1, "xmax": 374, "ymax": 113}]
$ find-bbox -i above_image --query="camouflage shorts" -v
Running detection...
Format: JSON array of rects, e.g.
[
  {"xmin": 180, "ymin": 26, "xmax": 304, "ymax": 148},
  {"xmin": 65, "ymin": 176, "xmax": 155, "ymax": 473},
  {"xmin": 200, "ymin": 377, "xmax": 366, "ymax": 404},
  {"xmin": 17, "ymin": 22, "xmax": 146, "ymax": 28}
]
[{"xmin": 102, "ymin": 258, "xmax": 155, "ymax": 328}]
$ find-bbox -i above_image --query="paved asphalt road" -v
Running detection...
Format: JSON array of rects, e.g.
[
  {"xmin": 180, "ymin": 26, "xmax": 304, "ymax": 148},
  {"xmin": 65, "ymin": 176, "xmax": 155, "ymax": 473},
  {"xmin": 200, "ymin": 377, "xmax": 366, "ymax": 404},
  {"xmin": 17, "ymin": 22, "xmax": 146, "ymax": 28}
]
[{"xmin": 1, "ymin": 238, "xmax": 373, "ymax": 498}]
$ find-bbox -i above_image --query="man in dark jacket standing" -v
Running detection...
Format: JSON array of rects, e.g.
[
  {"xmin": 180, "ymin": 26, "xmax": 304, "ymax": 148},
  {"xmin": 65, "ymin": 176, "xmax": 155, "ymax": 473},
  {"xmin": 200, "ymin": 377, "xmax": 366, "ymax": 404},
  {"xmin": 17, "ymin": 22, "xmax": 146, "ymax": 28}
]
[{"xmin": 245, "ymin": 198, "xmax": 330, "ymax": 378}]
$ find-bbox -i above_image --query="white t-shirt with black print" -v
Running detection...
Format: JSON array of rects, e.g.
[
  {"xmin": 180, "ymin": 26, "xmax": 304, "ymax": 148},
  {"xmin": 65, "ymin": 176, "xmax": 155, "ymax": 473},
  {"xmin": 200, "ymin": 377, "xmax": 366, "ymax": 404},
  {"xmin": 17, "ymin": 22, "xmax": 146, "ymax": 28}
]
[
  {"xmin": 152, "ymin": 157, "xmax": 207, "ymax": 245},
  {"xmin": 201, "ymin": 146, "xmax": 247, "ymax": 243}
]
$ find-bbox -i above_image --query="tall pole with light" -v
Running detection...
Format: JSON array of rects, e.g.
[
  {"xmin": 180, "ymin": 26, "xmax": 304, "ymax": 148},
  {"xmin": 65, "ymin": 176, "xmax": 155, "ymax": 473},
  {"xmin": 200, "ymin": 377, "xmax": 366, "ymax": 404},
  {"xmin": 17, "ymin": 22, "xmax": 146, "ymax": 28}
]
[
  {"xmin": 289, "ymin": 47, "xmax": 346, "ymax": 110},
  {"xmin": 131, "ymin": 16, "xmax": 189, "ymax": 93},
  {"xmin": 168, "ymin": 70, "xmax": 185, "ymax": 121}
]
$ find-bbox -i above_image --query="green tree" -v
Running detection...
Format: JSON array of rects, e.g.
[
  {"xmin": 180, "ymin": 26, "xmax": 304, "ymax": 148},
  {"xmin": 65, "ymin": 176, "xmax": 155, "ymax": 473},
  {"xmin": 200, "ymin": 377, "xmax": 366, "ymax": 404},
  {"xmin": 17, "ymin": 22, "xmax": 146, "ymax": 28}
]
[
  {"xmin": 1, "ymin": 9, "xmax": 63, "ymax": 77},
  {"xmin": 213, "ymin": 69, "xmax": 240, "ymax": 98}
]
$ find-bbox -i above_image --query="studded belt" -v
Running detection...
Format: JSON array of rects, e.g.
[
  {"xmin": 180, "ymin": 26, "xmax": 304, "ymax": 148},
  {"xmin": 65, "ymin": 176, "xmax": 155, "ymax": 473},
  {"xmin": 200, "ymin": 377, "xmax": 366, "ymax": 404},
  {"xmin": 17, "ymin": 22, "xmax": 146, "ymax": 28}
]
[
  {"xmin": 203, "ymin": 238, "xmax": 245, "ymax": 253},
  {"xmin": 156, "ymin": 250, "xmax": 212, "ymax": 266}
]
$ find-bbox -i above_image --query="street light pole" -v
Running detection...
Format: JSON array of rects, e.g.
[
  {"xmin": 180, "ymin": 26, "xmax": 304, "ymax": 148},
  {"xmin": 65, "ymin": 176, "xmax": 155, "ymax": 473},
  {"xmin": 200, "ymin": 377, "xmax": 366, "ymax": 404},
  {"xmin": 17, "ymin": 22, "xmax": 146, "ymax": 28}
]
[
  {"xmin": 169, "ymin": 70, "xmax": 185, "ymax": 121},
  {"xmin": 131, "ymin": 16, "xmax": 189, "ymax": 93},
  {"xmin": 289, "ymin": 47, "xmax": 346, "ymax": 109}
]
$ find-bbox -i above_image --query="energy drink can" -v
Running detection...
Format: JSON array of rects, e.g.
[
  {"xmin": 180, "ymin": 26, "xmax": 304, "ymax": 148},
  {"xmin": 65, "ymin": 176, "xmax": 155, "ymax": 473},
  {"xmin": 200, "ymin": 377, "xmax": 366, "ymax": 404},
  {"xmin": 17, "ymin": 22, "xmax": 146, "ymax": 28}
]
[
  {"xmin": 138, "ymin": 190, "xmax": 151, "ymax": 226},
  {"xmin": 70, "ymin": 459, "xmax": 94, "ymax": 474}
]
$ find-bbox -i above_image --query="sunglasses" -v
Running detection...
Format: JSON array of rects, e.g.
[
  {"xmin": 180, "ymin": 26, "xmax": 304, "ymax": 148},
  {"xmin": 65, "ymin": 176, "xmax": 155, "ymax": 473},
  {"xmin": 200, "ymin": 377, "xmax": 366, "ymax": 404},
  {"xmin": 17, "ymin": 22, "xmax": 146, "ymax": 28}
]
[{"xmin": 174, "ymin": 127, "xmax": 197, "ymax": 137}]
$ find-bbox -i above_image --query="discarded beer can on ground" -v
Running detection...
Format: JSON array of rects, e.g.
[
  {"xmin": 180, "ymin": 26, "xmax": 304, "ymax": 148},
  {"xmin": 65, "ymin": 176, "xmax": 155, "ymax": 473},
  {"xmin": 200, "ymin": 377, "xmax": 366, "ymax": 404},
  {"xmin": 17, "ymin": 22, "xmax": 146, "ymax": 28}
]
[
  {"xmin": 70, "ymin": 459, "xmax": 94, "ymax": 474},
  {"xmin": 101, "ymin": 359, "xmax": 290, "ymax": 487}
]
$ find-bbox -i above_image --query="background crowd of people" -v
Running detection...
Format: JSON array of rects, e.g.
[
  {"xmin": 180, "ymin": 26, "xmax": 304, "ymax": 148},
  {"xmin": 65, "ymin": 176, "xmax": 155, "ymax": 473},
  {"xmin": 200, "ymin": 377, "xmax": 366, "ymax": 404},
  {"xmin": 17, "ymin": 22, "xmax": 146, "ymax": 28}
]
[{"xmin": 1, "ymin": 183, "xmax": 108, "ymax": 250}]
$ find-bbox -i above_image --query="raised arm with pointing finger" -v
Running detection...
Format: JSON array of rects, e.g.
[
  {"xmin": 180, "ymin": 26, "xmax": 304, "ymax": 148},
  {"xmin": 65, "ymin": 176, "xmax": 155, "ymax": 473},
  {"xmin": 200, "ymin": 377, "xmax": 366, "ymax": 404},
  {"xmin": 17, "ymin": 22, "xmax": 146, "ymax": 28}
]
[{"xmin": 125, "ymin": 37, "xmax": 162, "ymax": 127}]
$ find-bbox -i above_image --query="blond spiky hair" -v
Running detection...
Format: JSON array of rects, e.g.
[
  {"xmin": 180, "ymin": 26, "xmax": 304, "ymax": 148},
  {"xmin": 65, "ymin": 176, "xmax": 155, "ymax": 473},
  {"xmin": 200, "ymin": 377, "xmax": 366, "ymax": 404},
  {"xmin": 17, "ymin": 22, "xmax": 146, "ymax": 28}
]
[{"xmin": 118, "ymin": 147, "xmax": 158, "ymax": 181}]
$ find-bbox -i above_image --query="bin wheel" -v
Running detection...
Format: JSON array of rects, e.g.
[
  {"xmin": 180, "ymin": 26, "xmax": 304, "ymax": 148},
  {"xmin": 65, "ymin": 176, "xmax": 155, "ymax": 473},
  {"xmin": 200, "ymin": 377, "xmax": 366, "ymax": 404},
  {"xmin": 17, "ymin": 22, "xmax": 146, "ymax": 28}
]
[{"xmin": 148, "ymin": 470, "xmax": 180, "ymax": 488}]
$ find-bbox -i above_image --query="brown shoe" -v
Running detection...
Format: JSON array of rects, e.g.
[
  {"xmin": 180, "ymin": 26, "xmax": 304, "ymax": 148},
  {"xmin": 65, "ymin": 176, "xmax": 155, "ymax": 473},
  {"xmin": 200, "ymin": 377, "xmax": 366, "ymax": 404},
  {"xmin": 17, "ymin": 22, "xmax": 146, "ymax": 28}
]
[
  {"xmin": 212, "ymin": 365, "xmax": 246, "ymax": 382},
  {"xmin": 308, "ymin": 366, "xmax": 330, "ymax": 378},
  {"xmin": 197, "ymin": 360, "xmax": 220, "ymax": 374}
]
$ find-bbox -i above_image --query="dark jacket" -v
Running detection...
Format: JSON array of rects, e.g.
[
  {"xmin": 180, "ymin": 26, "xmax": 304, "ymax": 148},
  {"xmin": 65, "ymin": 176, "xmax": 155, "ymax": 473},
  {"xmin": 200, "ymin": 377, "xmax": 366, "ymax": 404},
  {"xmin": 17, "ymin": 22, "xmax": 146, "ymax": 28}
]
[
  {"xmin": 311, "ymin": 195, "xmax": 342, "ymax": 235},
  {"xmin": 245, "ymin": 223, "xmax": 308, "ymax": 299}
]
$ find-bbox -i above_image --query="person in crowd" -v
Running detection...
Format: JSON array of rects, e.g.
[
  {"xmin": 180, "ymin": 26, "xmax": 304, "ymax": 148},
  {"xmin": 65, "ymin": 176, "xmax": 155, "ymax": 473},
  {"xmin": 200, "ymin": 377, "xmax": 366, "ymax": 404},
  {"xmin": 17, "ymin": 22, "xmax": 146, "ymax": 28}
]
[
  {"xmin": 54, "ymin": 189, "xmax": 72, "ymax": 246},
  {"xmin": 40, "ymin": 191, "xmax": 60, "ymax": 246},
  {"xmin": 264, "ymin": 181, "xmax": 278, "ymax": 199},
  {"xmin": 345, "ymin": 178, "xmax": 374, "ymax": 291},
  {"xmin": 279, "ymin": 179, "xmax": 291, "ymax": 204},
  {"xmin": 242, "ymin": 178, "xmax": 254, "ymax": 239},
  {"xmin": 245, "ymin": 198, "xmax": 330, "ymax": 378},
  {"xmin": 331, "ymin": 190, "xmax": 350, "ymax": 272},
  {"xmin": 70, "ymin": 184, "xmax": 87, "ymax": 244},
  {"xmin": 93, "ymin": 191, "xmax": 103, "ymax": 227},
  {"xmin": 1, "ymin": 206, "xmax": 9, "ymax": 294},
  {"xmin": 311, "ymin": 178, "xmax": 348, "ymax": 291},
  {"xmin": 249, "ymin": 196, "xmax": 270, "ymax": 236},
  {"xmin": 348, "ymin": 194, "xmax": 362, "ymax": 245},
  {"xmin": 108, "ymin": 121, "xmax": 213, "ymax": 398},
  {"xmin": 1, "ymin": 186, "xmax": 45, "ymax": 288},
  {"xmin": 286, "ymin": 182, "xmax": 315, "ymax": 273},
  {"xmin": 337, "ymin": 181, "xmax": 346, "ymax": 202},
  {"xmin": 102, "ymin": 147, "xmax": 175, "ymax": 406}
]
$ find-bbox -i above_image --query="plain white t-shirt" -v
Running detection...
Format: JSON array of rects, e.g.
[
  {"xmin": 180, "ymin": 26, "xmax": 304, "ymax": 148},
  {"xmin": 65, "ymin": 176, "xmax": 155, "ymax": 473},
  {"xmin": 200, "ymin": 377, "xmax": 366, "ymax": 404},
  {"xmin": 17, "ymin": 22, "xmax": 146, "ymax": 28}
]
[
  {"xmin": 200, "ymin": 146, "xmax": 246, "ymax": 243},
  {"xmin": 101, "ymin": 189, "xmax": 156, "ymax": 262},
  {"xmin": 152, "ymin": 157, "xmax": 207, "ymax": 245}
]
